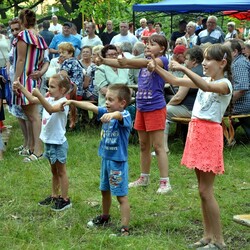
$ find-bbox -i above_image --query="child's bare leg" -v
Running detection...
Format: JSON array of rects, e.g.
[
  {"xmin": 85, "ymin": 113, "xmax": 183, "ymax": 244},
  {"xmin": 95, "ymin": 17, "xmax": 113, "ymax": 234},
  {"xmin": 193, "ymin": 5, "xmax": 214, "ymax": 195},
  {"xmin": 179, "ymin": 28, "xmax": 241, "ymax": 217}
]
[
  {"xmin": 151, "ymin": 130, "xmax": 169, "ymax": 177},
  {"xmin": 138, "ymin": 130, "xmax": 151, "ymax": 174},
  {"xmin": 51, "ymin": 163, "xmax": 60, "ymax": 197},
  {"xmin": 117, "ymin": 196, "xmax": 130, "ymax": 227},
  {"xmin": 197, "ymin": 170, "xmax": 225, "ymax": 246},
  {"xmin": 101, "ymin": 190, "xmax": 111, "ymax": 215},
  {"xmin": 56, "ymin": 161, "xmax": 69, "ymax": 200}
]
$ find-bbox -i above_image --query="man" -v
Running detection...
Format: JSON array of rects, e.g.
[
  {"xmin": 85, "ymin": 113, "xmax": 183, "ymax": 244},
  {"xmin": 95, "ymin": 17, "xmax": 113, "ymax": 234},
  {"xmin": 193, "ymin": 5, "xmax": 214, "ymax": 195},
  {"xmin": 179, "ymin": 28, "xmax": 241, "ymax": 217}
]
[
  {"xmin": 224, "ymin": 39, "xmax": 250, "ymax": 139},
  {"xmin": 49, "ymin": 15, "xmax": 62, "ymax": 35},
  {"xmin": 100, "ymin": 20, "xmax": 117, "ymax": 45},
  {"xmin": 170, "ymin": 20, "xmax": 187, "ymax": 49},
  {"xmin": 49, "ymin": 22, "xmax": 82, "ymax": 57},
  {"xmin": 195, "ymin": 16, "xmax": 203, "ymax": 32},
  {"xmin": 39, "ymin": 20, "xmax": 54, "ymax": 49},
  {"xmin": 81, "ymin": 22, "xmax": 103, "ymax": 47},
  {"xmin": 141, "ymin": 20, "xmax": 156, "ymax": 44},
  {"xmin": 225, "ymin": 22, "xmax": 238, "ymax": 40},
  {"xmin": 181, "ymin": 21, "xmax": 197, "ymax": 48},
  {"xmin": 196, "ymin": 16, "xmax": 224, "ymax": 45},
  {"xmin": 110, "ymin": 22, "xmax": 138, "ymax": 46},
  {"xmin": 135, "ymin": 18, "xmax": 147, "ymax": 41}
]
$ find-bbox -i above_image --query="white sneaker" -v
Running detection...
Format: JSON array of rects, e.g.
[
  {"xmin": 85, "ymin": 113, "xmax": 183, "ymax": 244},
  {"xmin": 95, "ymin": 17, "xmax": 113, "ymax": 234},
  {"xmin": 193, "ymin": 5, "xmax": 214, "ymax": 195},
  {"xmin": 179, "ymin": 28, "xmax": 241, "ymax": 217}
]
[
  {"xmin": 156, "ymin": 180, "xmax": 172, "ymax": 194},
  {"xmin": 128, "ymin": 176, "xmax": 150, "ymax": 188},
  {"xmin": 151, "ymin": 151, "xmax": 156, "ymax": 156}
]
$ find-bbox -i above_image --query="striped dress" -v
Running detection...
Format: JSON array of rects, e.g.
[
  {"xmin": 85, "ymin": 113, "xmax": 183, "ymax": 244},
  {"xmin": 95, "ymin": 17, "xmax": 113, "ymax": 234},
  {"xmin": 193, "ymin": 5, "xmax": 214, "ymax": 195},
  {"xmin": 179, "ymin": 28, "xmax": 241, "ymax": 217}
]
[{"xmin": 12, "ymin": 29, "xmax": 47, "ymax": 105}]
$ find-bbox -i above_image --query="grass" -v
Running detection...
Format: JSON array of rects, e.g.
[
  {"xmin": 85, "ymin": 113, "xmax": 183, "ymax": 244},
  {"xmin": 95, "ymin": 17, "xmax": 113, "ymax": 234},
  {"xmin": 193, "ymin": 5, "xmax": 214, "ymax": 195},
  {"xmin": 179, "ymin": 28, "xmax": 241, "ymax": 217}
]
[{"xmin": 0, "ymin": 113, "xmax": 249, "ymax": 250}]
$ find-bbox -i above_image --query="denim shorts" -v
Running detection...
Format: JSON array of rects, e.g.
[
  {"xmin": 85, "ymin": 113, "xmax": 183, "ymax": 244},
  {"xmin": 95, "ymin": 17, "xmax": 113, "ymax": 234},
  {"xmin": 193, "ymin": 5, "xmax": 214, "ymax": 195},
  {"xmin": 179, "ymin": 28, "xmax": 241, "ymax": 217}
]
[
  {"xmin": 100, "ymin": 159, "xmax": 128, "ymax": 197},
  {"xmin": 44, "ymin": 140, "xmax": 68, "ymax": 165}
]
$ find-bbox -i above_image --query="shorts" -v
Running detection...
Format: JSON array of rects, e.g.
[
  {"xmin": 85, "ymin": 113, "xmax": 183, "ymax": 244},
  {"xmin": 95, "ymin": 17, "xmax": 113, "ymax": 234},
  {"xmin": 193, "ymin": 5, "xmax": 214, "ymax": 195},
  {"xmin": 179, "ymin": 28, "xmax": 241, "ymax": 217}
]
[
  {"xmin": 100, "ymin": 159, "xmax": 128, "ymax": 197},
  {"xmin": 134, "ymin": 107, "xmax": 166, "ymax": 132},
  {"xmin": 44, "ymin": 140, "xmax": 68, "ymax": 165},
  {"xmin": 181, "ymin": 119, "xmax": 224, "ymax": 174}
]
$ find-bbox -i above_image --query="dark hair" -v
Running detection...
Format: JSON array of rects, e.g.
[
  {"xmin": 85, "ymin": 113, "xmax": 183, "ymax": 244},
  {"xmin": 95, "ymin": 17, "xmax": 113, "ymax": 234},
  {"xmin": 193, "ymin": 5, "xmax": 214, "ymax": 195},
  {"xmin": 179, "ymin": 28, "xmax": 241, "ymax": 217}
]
[
  {"xmin": 82, "ymin": 45, "xmax": 92, "ymax": 53},
  {"xmin": 148, "ymin": 34, "xmax": 168, "ymax": 55},
  {"xmin": 155, "ymin": 22, "xmax": 162, "ymax": 28},
  {"xmin": 204, "ymin": 44, "xmax": 232, "ymax": 83},
  {"xmin": 108, "ymin": 84, "xmax": 131, "ymax": 108},
  {"xmin": 19, "ymin": 9, "xmax": 36, "ymax": 28},
  {"xmin": 147, "ymin": 20, "xmax": 154, "ymax": 25},
  {"xmin": 101, "ymin": 44, "xmax": 117, "ymax": 58},
  {"xmin": 226, "ymin": 39, "xmax": 242, "ymax": 54},
  {"xmin": 185, "ymin": 46, "xmax": 204, "ymax": 64},
  {"xmin": 42, "ymin": 20, "xmax": 50, "ymax": 29}
]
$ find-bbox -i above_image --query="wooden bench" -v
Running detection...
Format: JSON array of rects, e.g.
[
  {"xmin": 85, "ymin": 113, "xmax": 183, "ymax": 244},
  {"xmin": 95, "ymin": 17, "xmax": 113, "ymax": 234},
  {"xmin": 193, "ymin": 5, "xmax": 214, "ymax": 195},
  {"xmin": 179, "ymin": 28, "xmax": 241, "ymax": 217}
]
[{"xmin": 172, "ymin": 114, "xmax": 250, "ymax": 145}]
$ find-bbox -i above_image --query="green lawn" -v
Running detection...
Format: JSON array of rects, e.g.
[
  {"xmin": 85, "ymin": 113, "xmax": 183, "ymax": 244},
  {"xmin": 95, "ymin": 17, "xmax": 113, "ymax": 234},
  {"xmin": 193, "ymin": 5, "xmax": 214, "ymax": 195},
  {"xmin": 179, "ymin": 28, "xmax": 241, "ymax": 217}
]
[{"xmin": 0, "ymin": 114, "xmax": 249, "ymax": 250}]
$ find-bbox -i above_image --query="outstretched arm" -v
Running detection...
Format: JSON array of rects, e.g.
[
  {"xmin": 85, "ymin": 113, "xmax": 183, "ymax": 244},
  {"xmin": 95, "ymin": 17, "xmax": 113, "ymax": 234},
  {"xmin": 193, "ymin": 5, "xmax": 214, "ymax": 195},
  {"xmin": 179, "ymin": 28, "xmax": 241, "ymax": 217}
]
[
  {"xmin": 100, "ymin": 111, "xmax": 123, "ymax": 123},
  {"xmin": 13, "ymin": 78, "xmax": 40, "ymax": 104},
  {"xmin": 63, "ymin": 100, "xmax": 98, "ymax": 114}
]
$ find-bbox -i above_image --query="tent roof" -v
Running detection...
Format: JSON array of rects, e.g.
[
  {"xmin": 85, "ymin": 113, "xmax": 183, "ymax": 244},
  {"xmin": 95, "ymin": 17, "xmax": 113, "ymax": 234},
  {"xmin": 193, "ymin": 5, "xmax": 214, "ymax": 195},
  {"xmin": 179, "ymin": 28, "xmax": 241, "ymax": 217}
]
[{"xmin": 133, "ymin": 0, "xmax": 250, "ymax": 13}]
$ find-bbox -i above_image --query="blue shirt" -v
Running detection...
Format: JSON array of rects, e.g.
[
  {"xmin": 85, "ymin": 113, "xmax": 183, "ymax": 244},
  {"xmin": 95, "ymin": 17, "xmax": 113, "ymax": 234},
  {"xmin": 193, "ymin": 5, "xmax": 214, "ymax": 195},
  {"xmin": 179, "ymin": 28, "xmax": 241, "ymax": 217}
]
[
  {"xmin": 49, "ymin": 34, "xmax": 82, "ymax": 57},
  {"xmin": 98, "ymin": 108, "xmax": 132, "ymax": 162}
]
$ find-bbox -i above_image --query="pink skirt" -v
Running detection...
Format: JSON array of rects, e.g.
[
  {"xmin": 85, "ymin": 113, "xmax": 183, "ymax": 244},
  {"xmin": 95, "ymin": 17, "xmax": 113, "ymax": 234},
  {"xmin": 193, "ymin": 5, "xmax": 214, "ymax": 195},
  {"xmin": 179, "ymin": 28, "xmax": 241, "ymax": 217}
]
[{"xmin": 181, "ymin": 119, "xmax": 224, "ymax": 175}]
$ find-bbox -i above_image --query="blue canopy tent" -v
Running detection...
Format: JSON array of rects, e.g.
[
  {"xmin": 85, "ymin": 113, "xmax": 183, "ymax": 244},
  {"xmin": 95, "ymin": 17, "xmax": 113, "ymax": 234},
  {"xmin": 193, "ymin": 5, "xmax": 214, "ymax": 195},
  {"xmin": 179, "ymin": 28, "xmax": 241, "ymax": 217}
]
[
  {"xmin": 133, "ymin": 0, "xmax": 250, "ymax": 13},
  {"xmin": 132, "ymin": 0, "xmax": 250, "ymax": 33}
]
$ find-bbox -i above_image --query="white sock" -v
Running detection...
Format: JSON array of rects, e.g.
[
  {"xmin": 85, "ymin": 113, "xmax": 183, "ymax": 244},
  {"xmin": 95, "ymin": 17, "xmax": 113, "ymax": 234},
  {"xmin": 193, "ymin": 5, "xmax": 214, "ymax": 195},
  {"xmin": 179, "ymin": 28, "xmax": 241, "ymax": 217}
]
[
  {"xmin": 141, "ymin": 173, "xmax": 150, "ymax": 178},
  {"xmin": 160, "ymin": 177, "xmax": 170, "ymax": 184}
]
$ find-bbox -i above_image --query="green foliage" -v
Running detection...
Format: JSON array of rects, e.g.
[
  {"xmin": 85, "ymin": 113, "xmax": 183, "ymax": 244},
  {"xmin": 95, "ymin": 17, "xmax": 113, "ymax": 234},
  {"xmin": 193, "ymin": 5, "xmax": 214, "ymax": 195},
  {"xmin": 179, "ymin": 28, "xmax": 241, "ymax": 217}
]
[{"xmin": 0, "ymin": 113, "xmax": 249, "ymax": 249}]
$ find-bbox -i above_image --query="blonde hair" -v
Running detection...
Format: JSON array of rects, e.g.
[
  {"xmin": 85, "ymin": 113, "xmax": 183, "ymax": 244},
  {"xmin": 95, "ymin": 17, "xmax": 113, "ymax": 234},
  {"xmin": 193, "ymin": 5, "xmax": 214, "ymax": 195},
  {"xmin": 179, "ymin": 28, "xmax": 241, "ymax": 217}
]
[{"xmin": 58, "ymin": 42, "xmax": 75, "ymax": 55}]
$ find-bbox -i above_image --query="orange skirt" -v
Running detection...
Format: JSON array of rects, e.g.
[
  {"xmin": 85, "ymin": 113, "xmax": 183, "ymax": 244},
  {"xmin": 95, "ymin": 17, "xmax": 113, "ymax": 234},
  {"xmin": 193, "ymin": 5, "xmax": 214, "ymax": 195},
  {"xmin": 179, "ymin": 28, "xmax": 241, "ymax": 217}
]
[{"xmin": 181, "ymin": 118, "xmax": 224, "ymax": 175}]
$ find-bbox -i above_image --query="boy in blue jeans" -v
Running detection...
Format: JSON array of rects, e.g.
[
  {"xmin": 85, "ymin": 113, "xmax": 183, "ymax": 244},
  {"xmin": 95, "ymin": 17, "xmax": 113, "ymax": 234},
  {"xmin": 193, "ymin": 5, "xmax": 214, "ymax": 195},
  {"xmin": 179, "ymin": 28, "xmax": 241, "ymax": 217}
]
[{"xmin": 64, "ymin": 84, "xmax": 132, "ymax": 236}]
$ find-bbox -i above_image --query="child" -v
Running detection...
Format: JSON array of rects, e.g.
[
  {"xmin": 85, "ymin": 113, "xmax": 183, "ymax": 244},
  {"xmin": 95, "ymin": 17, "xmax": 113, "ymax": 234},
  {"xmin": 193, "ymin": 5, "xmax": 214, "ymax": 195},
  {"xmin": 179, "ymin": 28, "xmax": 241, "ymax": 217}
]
[
  {"xmin": 13, "ymin": 74, "xmax": 72, "ymax": 211},
  {"xmin": 148, "ymin": 44, "xmax": 232, "ymax": 249},
  {"xmin": 97, "ymin": 34, "xmax": 171, "ymax": 194},
  {"xmin": 63, "ymin": 84, "xmax": 132, "ymax": 236}
]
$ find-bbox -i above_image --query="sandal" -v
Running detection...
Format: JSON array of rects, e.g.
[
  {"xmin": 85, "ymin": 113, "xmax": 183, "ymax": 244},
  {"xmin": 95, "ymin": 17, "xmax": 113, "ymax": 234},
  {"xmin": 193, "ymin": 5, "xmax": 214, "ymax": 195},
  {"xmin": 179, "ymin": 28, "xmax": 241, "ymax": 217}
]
[
  {"xmin": 197, "ymin": 243, "xmax": 227, "ymax": 250},
  {"xmin": 23, "ymin": 153, "xmax": 43, "ymax": 162},
  {"xmin": 19, "ymin": 148, "xmax": 32, "ymax": 156},
  {"xmin": 189, "ymin": 239, "xmax": 211, "ymax": 248}
]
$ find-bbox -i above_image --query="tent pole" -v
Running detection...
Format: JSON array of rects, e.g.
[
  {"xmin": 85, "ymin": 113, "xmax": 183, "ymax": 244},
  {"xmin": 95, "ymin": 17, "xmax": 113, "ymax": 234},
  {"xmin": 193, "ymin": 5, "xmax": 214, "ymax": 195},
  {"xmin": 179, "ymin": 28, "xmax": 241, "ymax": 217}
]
[
  {"xmin": 171, "ymin": 13, "xmax": 173, "ymax": 34},
  {"xmin": 133, "ymin": 11, "xmax": 135, "ymax": 35}
]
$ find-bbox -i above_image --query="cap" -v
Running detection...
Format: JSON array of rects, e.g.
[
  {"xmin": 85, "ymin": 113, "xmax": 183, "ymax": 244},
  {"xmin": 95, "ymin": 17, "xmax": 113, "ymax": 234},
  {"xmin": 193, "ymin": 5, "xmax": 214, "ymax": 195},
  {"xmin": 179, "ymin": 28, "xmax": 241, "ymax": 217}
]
[
  {"xmin": 63, "ymin": 22, "xmax": 72, "ymax": 28},
  {"xmin": 173, "ymin": 45, "xmax": 187, "ymax": 55}
]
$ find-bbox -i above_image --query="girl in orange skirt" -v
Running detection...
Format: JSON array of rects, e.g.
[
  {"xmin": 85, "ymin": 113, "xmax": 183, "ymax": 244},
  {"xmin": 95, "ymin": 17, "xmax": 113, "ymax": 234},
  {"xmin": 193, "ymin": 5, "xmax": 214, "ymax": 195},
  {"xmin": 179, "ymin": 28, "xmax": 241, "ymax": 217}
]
[{"xmin": 148, "ymin": 44, "xmax": 232, "ymax": 249}]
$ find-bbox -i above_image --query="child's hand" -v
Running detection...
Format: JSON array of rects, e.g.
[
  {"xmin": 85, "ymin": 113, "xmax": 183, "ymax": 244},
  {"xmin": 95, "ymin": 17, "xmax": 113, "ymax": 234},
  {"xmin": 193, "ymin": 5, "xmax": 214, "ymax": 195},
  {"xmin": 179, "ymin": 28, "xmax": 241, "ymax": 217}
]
[
  {"xmin": 100, "ymin": 113, "xmax": 114, "ymax": 123},
  {"xmin": 147, "ymin": 54, "xmax": 157, "ymax": 72},
  {"xmin": 12, "ymin": 77, "xmax": 22, "ymax": 95},
  {"xmin": 62, "ymin": 100, "xmax": 72, "ymax": 107},
  {"xmin": 32, "ymin": 88, "xmax": 41, "ymax": 97},
  {"xmin": 117, "ymin": 53, "xmax": 127, "ymax": 67},
  {"xmin": 169, "ymin": 61, "xmax": 184, "ymax": 72},
  {"xmin": 95, "ymin": 53, "xmax": 105, "ymax": 66}
]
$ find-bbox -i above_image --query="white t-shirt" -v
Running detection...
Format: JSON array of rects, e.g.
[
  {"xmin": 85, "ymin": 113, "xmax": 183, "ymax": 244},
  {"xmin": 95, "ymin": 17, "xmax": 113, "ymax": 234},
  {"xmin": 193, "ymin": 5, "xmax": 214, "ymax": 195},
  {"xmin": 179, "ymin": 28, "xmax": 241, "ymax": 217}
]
[
  {"xmin": 81, "ymin": 35, "xmax": 103, "ymax": 47},
  {"xmin": 192, "ymin": 78, "xmax": 232, "ymax": 123},
  {"xmin": 110, "ymin": 33, "xmax": 138, "ymax": 46},
  {"xmin": 40, "ymin": 96, "xmax": 69, "ymax": 144},
  {"xmin": 49, "ymin": 23, "xmax": 62, "ymax": 34}
]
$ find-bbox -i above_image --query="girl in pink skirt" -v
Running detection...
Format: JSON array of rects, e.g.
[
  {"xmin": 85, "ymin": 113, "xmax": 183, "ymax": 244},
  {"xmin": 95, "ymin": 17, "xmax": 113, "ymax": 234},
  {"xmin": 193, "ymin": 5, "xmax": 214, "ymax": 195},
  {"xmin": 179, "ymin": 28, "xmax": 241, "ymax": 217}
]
[{"xmin": 149, "ymin": 44, "xmax": 232, "ymax": 249}]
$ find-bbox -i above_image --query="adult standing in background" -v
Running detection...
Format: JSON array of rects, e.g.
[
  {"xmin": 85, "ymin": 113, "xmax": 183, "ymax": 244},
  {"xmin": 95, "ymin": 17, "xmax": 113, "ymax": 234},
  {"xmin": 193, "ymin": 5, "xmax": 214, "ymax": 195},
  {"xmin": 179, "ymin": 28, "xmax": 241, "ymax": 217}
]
[
  {"xmin": 100, "ymin": 20, "xmax": 117, "ymax": 46},
  {"xmin": 110, "ymin": 22, "xmax": 138, "ymax": 46},
  {"xmin": 224, "ymin": 39, "xmax": 250, "ymax": 139},
  {"xmin": 196, "ymin": 16, "xmax": 224, "ymax": 45},
  {"xmin": 170, "ymin": 20, "xmax": 187, "ymax": 49},
  {"xmin": 81, "ymin": 22, "xmax": 103, "ymax": 48},
  {"xmin": 13, "ymin": 9, "xmax": 49, "ymax": 162},
  {"xmin": 141, "ymin": 20, "xmax": 156, "ymax": 44},
  {"xmin": 49, "ymin": 22, "xmax": 82, "ymax": 58},
  {"xmin": 195, "ymin": 16, "xmax": 203, "ymax": 32},
  {"xmin": 135, "ymin": 18, "xmax": 147, "ymax": 41},
  {"xmin": 49, "ymin": 15, "xmax": 62, "ymax": 35},
  {"xmin": 225, "ymin": 22, "xmax": 238, "ymax": 40},
  {"xmin": 153, "ymin": 22, "xmax": 165, "ymax": 36},
  {"xmin": 181, "ymin": 21, "xmax": 197, "ymax": 48},
  {"xmin": 39, "ymin": 20, "xmax": 54, "ymax": 47}
]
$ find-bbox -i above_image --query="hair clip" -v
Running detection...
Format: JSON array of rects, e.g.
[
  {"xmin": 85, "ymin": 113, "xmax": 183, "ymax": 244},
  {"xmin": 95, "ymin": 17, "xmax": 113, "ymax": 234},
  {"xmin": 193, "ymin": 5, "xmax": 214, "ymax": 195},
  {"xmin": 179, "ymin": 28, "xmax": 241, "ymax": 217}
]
[{"xmin": 223, "ymin": 52, "xmax": 227, "ymax": 59}]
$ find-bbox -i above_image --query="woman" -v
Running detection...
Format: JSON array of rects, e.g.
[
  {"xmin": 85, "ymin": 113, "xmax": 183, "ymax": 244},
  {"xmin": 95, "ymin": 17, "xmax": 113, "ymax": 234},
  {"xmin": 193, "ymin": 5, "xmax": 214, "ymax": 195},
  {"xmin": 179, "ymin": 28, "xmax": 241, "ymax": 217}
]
[
  {"xmin": 0, "ymin": 29, "xmax": 10, "ymax": 129},
  {"xmin": 13, "ymin": 9, "xmax": 48, "ymax": 162},
  {"xmin": 95, "ymin": 44, "xmax": 129, "ymax": 107}
]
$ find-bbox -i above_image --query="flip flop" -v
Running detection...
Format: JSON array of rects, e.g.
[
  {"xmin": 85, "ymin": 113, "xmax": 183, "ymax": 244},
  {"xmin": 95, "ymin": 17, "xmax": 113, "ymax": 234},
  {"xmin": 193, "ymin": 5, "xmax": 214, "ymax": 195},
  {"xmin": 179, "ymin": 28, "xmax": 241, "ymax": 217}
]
[
  {"xmin": 188, "ymin": 239, "xmax": 211, "ymax": 248},
  {"xmin": 23, "ymin": 153, "xmax": 43, "ymax": 162}
]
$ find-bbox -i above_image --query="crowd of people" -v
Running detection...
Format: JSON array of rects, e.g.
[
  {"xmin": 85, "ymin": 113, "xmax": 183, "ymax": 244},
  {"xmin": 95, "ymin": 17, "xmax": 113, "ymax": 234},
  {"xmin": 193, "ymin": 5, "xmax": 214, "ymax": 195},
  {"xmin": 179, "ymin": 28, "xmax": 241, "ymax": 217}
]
[{"xmin": 0, "ymin": 9, "xmax": 249, "ymax": 246}]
